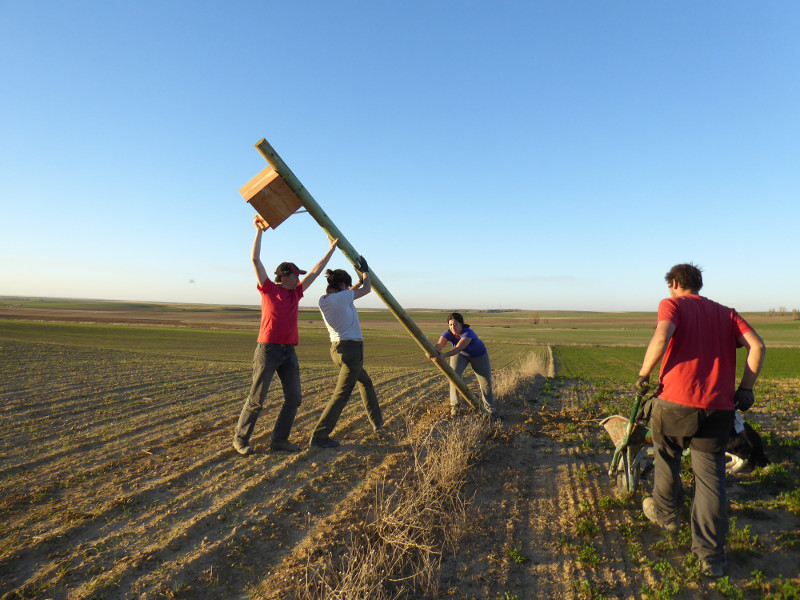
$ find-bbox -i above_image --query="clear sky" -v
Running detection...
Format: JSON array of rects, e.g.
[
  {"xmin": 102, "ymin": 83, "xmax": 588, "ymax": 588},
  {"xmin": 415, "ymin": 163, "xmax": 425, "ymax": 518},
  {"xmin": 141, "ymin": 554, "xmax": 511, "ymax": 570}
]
[{"xmin": 1, "ymin": 2, "xmax": 798, "ymax": 312}]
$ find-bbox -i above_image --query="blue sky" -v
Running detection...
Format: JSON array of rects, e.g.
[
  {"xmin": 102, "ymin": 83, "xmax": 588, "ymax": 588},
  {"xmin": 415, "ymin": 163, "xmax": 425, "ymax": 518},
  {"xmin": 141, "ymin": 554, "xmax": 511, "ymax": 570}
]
[{"xmin": 1, "ymin": 1, "xmax": 798, "ymax": 312}]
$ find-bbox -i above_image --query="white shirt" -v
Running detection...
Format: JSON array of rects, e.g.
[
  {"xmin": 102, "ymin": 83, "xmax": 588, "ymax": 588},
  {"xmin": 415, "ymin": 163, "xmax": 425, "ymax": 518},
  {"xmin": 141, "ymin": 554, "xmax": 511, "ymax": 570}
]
[{"xmin": 319, "ymin": 289, "xmax": 363, "ymax": 342}]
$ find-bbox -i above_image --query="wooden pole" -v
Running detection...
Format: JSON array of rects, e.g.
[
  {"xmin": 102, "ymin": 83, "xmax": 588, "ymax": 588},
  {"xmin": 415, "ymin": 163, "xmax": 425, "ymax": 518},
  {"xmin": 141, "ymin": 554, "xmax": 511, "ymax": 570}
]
[{"xmin": 254, "ymin": 138, "xmax": 484, "ymax": 413}]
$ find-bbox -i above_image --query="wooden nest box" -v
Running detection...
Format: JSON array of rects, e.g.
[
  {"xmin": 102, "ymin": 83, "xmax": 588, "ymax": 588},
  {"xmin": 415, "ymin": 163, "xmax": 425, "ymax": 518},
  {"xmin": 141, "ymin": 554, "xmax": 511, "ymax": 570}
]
[{"xmin": 239, "ymin": 166, "xmax": 302, "ymax": 229}]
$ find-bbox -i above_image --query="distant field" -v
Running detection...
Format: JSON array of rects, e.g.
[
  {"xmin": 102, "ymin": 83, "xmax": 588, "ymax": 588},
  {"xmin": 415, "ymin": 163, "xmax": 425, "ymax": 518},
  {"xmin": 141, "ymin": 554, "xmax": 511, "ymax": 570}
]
[{"xmin": 2, "ymin": 296, "xmax": 797, "ymax": 376}]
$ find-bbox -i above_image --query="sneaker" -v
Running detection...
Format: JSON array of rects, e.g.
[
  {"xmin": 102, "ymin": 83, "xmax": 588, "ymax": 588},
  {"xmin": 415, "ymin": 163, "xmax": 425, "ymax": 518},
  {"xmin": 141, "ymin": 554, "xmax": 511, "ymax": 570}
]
[
  {"xmin": 700, "ymin": 556, "xmax": 727, "ymax": 578},
  {"xmin": 642, "ymin": 497, "xmax": 679, "ymax": 533},
  {"xmin": 450, "ymin": 406, "xmax": 460, "ymax": 418},
  {"xmin": 310, "ymin": 437, "xmax": 340, "ymax": 449},
  {"xmin": 270, "ymin": 439, "xmax": 301, "ymax": 452},
  {"xmin": 232, "ymin": 438, "xmax": 254, "ymax": 456}
]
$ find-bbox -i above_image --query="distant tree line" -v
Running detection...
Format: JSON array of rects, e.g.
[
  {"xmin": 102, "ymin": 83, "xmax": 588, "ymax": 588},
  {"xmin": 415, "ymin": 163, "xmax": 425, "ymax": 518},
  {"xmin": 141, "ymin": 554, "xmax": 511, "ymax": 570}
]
[{"xmin": 767, "ymin": 307, "xmax": 800, "ymax": 320}]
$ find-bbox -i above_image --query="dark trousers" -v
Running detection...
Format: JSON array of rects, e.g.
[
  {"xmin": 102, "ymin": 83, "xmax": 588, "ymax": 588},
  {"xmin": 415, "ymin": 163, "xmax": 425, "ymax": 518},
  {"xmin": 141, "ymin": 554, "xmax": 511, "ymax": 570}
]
[
  {"xmin": 651, "ymin": 397, "xmax": 734, "ymax": 565},
  {"xmin": 311, "ymin": 340, "xmax": 382, "ymax": 442},
  {"xmin": 234, "ymin": 343, "xmax": 302, "ymax": 444}
]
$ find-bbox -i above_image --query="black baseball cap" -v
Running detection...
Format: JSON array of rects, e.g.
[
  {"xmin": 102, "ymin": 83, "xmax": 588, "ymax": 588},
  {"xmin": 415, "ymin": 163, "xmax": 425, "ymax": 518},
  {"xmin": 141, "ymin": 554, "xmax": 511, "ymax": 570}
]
[{"xmin": 275, "ymin": 262, "xmax": 307, "ymax": 276}]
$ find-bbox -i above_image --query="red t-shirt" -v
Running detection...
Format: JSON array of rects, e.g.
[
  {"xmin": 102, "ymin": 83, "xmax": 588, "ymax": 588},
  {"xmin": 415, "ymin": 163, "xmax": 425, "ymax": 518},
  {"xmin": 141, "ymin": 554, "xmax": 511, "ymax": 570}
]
[
  {"xmin": 256, "ymin": 279, "xmax": 304, "ymax": 345},
  {"xmin": 657, "ymin": 295, "xmax": 752, "ymax": 410}
]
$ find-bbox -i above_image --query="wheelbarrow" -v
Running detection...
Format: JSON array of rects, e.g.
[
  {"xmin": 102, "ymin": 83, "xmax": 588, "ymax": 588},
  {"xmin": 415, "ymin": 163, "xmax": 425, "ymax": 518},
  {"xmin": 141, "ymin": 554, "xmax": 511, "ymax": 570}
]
[{"xmin": 600, "ymin": 394, "xmax": 654, "ymax": 496}]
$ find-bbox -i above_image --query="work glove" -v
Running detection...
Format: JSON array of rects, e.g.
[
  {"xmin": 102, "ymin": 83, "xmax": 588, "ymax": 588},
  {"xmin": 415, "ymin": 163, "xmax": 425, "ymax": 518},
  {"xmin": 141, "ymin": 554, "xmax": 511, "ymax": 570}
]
[
  {"xmin": 354, "ymin": 255, "xmax": 369, "ymax": 274},
  {"xmin": 734, "ymin": 387, "xmax": 755, "ymax": 412},
  {"xmin": 633, "ymin": 375, "xmax": 650, "ymax": 397}
]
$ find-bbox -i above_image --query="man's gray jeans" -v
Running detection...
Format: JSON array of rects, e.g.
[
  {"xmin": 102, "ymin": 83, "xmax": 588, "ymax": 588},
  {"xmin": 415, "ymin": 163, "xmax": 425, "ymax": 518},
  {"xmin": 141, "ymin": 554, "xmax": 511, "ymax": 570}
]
[{"xmin": 234, "ymin": 343, "xmax": 302, "ymax": 444}]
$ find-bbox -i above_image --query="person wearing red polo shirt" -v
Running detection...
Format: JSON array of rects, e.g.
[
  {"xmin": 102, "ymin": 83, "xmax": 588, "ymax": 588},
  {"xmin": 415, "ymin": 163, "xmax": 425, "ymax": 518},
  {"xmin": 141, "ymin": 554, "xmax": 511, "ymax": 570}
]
[
  {"xmin": 233, "ymin": 216, "xmax": 338, "ymax": 455},
  {"xmin": 635, "ymin": 263, "xmax": 765, "ymax": 578}
]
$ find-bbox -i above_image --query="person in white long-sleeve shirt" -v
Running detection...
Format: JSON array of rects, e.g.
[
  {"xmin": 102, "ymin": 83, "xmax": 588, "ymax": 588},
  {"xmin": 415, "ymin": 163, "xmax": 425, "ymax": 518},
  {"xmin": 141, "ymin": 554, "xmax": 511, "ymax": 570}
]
[{"xmin": 309, "ymin": 257, "xmax": 383, "ymax": 448}]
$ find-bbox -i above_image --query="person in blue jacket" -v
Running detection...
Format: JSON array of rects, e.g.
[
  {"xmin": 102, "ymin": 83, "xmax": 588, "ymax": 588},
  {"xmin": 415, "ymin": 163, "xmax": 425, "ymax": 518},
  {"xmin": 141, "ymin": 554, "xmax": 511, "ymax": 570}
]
[{"xmin": 430, "ymin": 312, "xmax": 499, "ymax": 419}]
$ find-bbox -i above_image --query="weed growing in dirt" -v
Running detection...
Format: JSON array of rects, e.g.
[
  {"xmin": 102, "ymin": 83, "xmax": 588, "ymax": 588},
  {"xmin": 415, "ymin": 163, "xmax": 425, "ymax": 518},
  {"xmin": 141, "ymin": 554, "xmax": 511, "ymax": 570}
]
[
  {"xmin": 716, "ymin": 576, "xmax": 745, "ymax": 600},
  {"xmin": 727, "ymin": 516, "xmax": 763, "ymax": 556},
  {"xmin": 575, "ymin": 577, "xmax": 611, "ymax": 600},
  {"xmin": 506, "ymin": 547, "xmax": 529, "ymax": 565},
  {"xmin": 641, "ymin": 567, "xmax": 680, "ymax": 600},
  {"xmin": 576, "ymin": 543, "xmax": 601, "ymax": 567},
  {"xmin": 754, "ymin": 575, "xmax": 800, "ymax": 599},
  {"xmin": 598, "ymin": 495, "xmax": 625, "ymax": 511},
  {"xmin": 575, "ymin": 518, "xmax": 600, "ymax": 537}
]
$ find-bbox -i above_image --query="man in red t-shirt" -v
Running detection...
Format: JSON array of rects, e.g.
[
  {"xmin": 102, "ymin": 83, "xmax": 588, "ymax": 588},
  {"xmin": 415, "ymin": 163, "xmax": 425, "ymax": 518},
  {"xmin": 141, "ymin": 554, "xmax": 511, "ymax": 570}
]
[
  {"xmin": 635, "ymin": 263, "xmax": 765, "ymax": 578},
  {"xmin": 233, "ymin": 216, "xmax": 338, "ymax": 455}
]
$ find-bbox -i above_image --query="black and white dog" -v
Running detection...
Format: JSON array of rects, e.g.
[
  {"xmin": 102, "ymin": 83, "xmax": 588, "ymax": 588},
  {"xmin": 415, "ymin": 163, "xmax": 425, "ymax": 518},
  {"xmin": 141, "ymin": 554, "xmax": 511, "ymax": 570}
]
[{"xmin": 726, "ymin": 411, "xmax": 770, "ymax": 474}]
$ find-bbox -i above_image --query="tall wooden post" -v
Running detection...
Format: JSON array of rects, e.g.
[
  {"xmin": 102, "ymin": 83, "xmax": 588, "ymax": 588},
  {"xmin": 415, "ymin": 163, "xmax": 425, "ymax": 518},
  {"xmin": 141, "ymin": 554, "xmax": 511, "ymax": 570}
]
[{"xmin": 254, "ymin": 138, "xmax": 484, "ymax": 413}]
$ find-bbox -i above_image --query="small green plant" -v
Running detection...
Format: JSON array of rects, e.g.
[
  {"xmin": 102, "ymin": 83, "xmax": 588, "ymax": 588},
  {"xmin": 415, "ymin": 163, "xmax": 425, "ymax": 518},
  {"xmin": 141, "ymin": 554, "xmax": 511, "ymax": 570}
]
[
  {"xmin": 498, "ymin": 593, "xmax": 521, "ymax": 600},
  {"xmin": 776, "ymin": 488, "xmax": 800, "ymax": 514},
  {"xmin": 727, "ymin": 516, "xmax": 762, "ymax": 555},
  {"xmin": 576, "ymin": 518, "xmax": 600, "ymax": 537},
  {"xmin": 641, "ymin": 559, "xmax": 682, "ymax": 600},
  {"xmin": 627, "ymin": 540, "xmax": 642, "ymax": 561},
  {"xmin": 651, "ymin": 535, "xmax": 678, "ymax": 554},
  {"xmin": 598, "ymin": 495, "xmax": 624, "ymax": 511},
  {"xmin": 577, "ymin": 543, "xmax": 601, "ymax": 567},
  {"xmin": 575, "ymin": 577, "xmax": 610, "ymax": 600},
  {"xmin": 506, "ymin": 547, "xmax": 529, "ymax": 565},
  {"xmin": 775, "ymin": 529, "xmax": 800, "ymax": 551},
  {"xmin": 763, "ymin": 575, "xmax": 800, "ymax": 599},
  {"xmin": 682, "ymin": 553, "xmax": 702, "ymax": 581},
  {"xmin": 619, "ymin": 523, "xmax": 637, "ymax": 538},
  {"xmin": 755, "ymin": 463, "xmax": 794, "ymax": 489},
  {"xmin": 677, "ymin": 525, "xmax": 692, "ymax": 546},
  {"xmin": 716, "ymin": 576, "xmax": 744, "ymax": 600},
  {"xmin": 749, "ymin": 569, "xmax": 766, "ymax": 586},
  {"xmin": 641, "ymin": 578, "xmax": 680, "ymax": 600}
]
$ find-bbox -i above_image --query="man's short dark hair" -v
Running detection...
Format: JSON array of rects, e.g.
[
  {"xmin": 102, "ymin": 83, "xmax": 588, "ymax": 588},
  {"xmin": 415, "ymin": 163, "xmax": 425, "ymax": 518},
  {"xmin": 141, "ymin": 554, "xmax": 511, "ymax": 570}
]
[{"xmin": 665, "ymin": 263, "xmax": 703, "ymax": 292}]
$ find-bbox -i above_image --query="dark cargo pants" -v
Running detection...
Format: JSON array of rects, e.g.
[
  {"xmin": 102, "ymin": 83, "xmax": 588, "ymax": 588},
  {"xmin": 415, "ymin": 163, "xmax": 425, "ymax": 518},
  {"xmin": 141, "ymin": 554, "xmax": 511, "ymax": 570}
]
[
  {"xmin": 651, "ymin": 397, "xmax": 734, "ymax": 566},
  {"xmin": 310, "ymin": 340, "xmax": 382, "ymax": 442},
  {"xmin": 234, "ymin": 343, "xmax": 302, "ymax": 445}
]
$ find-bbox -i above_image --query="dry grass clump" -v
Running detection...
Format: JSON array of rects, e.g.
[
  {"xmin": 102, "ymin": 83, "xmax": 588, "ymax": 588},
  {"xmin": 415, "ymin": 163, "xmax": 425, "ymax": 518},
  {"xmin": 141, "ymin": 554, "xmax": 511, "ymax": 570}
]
[
  {"xmin": 298, "ymin": 417, "xmax": 490, "ymax": 600},
  {"xmin": 494, "ymin": 347, "xmax": 552, "ymax": 399}
]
